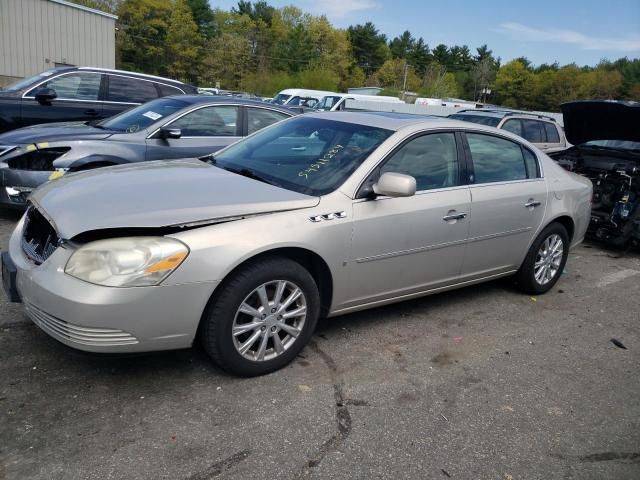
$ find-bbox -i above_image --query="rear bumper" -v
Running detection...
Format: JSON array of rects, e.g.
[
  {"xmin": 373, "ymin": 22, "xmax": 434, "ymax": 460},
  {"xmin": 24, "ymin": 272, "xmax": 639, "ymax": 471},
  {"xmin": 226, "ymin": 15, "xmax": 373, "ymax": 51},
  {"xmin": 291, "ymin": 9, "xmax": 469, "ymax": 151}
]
[{"xmin": 8, "ymin": 220, "xmax": 218, "ymax": 353}]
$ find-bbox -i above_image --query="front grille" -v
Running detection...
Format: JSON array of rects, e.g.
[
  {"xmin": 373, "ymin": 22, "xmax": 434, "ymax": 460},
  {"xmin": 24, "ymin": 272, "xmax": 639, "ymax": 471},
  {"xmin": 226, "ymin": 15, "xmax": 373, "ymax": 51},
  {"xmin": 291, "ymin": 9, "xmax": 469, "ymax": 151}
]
[
  {"xmin": 21, "ymin": 206, "xmax": 60, "ymax": 264},
  {"xmin": 25, "ymin": 301, "xmax": 139, "ymax": 347}
]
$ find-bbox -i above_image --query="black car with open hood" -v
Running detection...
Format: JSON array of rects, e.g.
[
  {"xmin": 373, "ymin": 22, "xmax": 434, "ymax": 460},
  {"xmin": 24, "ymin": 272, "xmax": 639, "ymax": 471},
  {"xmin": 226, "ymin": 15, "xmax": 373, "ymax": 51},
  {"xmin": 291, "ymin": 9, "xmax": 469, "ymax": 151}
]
[{"xmin": 550, "ymin": 100, "xmax": 640, "ymax": 247}]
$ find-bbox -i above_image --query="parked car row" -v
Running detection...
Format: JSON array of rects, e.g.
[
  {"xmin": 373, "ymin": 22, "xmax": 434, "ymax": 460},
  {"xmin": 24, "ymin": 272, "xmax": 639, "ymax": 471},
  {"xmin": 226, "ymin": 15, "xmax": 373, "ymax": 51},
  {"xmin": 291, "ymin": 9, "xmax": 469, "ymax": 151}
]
[{"xmin": 0, "ymin": 96, "xmax": 297, "ymax": 207}]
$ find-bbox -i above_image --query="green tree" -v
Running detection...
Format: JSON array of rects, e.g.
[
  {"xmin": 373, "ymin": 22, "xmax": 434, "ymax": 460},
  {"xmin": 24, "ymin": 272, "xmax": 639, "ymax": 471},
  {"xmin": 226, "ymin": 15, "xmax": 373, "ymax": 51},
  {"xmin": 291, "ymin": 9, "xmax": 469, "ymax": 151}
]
[
  {"xmin": 389, "ymin": 31, "xmax": 415, "ymax": 59},
  {"xmin": 347, "ymin": 22, "xmax": 390, "ymax": 74},
  {"xmin": 408, "ymin": 38, "xmax": 430, "ymax": 76},
  {"xmin": 116, "ymin": 0, "xmax": 173, "ymax": 75},
  {"xmin": 166, "ymin": 0, "xmax": 201, "ymax": 82},
  {"xmin": 187, "ymin": 0, "xmax": 215, "ymax": 38},
  {"xmin": 493, "ymin": 59, "xmax": 535, "ymax": 108}
]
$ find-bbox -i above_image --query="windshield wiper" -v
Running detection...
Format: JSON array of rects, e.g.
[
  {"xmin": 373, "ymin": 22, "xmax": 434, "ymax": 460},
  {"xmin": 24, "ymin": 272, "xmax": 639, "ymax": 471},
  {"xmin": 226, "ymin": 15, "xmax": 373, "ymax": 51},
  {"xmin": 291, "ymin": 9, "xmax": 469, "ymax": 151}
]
[{"xmin": 226, "ymin": 167, "xmax": 273, "ymax": 185}]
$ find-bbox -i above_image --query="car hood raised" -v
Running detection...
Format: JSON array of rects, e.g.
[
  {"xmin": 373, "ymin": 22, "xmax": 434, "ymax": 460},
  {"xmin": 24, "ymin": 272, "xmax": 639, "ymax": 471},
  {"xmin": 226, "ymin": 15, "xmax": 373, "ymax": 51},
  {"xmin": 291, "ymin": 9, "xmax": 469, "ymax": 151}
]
[
  {"xmin": 561, "ymin": 101, "xmax": 640, "ymax": 146},
  {"xmin": 30, "ymin": 158, "xmax": 320, "ymax": 239},
  {"xmin": 0, "ymin": 122, "xmax": 114, "ymax": 145}
]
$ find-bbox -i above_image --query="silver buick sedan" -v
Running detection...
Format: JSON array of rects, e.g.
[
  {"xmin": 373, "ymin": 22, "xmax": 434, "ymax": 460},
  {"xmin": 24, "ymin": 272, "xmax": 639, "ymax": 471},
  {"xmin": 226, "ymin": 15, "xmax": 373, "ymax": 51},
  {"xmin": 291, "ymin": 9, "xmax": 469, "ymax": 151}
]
[{"xmin": 2, "ymin": 112, "xmax": 592, "ymax": 376}]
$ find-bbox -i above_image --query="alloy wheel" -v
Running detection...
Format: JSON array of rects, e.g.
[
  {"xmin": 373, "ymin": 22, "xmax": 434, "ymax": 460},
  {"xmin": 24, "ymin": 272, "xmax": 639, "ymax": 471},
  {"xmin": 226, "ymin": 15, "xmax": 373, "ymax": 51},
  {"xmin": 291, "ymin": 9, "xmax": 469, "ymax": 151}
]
[{"xmin": 232, "ymin": 280, "xmax": 307, "ymax": 362}]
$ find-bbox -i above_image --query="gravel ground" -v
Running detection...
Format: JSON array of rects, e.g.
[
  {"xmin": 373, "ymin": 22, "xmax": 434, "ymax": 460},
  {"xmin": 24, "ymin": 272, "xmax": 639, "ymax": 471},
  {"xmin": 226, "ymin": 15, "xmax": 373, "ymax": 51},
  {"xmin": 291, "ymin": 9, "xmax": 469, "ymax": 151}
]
[{"xmin": 0, "ymin": 209, "xmax": 638, "ymax": 480}]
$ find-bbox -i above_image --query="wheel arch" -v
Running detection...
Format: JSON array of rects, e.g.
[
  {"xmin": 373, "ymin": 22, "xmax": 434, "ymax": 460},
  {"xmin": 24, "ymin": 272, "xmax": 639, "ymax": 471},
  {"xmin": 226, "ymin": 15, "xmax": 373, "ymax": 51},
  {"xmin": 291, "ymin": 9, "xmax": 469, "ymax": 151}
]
[
  {"xmin": 67, "ymin": 154, "xmax": 128, "ymax": 171},
  {"xmin": 547, "ymin": 215, "xmax": 575, "ymax": 242},
  {"xmin": 205, "ymin": 246, "xmax": 334, "ymax": 319}
]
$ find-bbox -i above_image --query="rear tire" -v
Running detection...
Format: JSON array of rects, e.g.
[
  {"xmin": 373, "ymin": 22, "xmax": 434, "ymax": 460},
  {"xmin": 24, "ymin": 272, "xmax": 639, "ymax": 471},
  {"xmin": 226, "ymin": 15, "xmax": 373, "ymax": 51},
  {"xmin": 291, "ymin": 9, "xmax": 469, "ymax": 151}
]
[
  {"xmin": 201, "ymin": 257, "xmax": 320, "ymax": 376},
  {"xmin": 515, "ymin": 222, "xmax": 569, "ymax": 295}
]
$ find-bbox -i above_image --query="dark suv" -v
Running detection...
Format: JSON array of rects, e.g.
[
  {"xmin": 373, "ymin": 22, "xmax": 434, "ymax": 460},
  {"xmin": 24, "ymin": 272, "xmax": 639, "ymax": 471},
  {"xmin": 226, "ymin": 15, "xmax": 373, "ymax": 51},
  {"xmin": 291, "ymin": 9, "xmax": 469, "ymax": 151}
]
[{"xmin": 0, "ymin": 67, "xmax": 197, "ymax": 133}]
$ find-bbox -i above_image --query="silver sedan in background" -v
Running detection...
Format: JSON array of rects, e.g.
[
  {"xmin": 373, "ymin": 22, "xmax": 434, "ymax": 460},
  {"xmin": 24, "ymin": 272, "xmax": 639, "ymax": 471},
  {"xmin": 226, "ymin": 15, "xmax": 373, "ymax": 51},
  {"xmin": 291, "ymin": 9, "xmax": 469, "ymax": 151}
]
[{"xmin": 2, "ymin": 112, "xmax": 592, "ymax": 376}]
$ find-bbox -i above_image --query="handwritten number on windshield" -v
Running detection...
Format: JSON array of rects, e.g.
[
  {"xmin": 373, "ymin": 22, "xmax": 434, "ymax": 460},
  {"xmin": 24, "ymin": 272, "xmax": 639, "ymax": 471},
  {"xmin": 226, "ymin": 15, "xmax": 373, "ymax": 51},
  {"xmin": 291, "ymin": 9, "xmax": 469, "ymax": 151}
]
[{"xmin": 298, "ymin": 145, "xmax": 344, "ymax": 180}]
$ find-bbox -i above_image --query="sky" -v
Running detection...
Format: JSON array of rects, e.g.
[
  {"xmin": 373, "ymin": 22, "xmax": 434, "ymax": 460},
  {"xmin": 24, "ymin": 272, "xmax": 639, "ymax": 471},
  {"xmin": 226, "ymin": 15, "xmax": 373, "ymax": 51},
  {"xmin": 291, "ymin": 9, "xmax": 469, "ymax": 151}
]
[{"xmin": 209, "ymin": 0, "xmax": 640, "ymax": 66}]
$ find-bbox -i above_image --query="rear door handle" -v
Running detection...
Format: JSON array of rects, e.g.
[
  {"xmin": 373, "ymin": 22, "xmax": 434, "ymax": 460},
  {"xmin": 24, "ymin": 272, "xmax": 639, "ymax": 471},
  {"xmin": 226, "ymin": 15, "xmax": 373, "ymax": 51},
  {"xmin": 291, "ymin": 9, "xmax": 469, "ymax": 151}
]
[
  {"xmin": 442, "ymin": 212, "xmax": 467, "ymax": 222},
  {"xmin": 84, "ymin": 109, "xmax": 100, "ymax": 116},
  {"xmin": 525, "ymin": 200, "xmax": 541, "ymax": 208}
]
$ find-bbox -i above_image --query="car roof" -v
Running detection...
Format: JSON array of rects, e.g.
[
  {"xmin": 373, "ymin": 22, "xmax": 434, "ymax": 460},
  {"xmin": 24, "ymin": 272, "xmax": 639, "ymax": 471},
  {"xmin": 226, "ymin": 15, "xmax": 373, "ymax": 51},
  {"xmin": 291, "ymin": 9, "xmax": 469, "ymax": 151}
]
[
  {"xmin": 163, "ymin": 95, "xmax": 297, "ymax": 112},
  {"xmin": 49, "ymin": 66, "xmax": 190, "ymax": 88},
  {"xmin": 303, "ymin": 111, "xmax": 462, "ymax": 131},
  {"xmin": 452, "ymin": 109, "xmax": 557, "ymax": 122}
]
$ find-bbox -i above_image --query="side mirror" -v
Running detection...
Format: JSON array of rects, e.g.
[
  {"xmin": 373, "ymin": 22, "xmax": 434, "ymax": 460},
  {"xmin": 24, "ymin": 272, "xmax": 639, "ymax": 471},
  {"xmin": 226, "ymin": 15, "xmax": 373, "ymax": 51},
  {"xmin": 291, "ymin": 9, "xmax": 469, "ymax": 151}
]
[
  {"xmin": 372, "ymin": 172, "xmax": 416, "ymax": 198},
  {"xmin": 159, "ymin": 127, "xmax": 182, "ymax": 139},
  {"xmin": 34, "ymin": 88, "xmax": 57, "ymax": 103}
]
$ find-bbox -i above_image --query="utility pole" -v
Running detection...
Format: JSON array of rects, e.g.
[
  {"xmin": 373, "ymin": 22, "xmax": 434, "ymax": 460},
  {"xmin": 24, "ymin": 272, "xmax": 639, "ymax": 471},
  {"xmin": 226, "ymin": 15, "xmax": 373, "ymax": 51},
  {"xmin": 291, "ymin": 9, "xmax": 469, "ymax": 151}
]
[{"xmin": 402, "ymin": 63, "xmax": 409, "ymax": 100}]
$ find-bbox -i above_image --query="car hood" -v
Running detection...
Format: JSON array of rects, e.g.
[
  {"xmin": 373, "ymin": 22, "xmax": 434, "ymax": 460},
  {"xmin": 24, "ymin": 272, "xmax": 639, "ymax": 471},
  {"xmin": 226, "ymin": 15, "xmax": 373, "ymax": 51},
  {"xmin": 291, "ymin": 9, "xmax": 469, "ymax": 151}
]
[
  {"xmin": 30, "ymin": 158, "xmax": 320, "ymax": 239},
  {"xmin": 0, "ymin": 122, "xmax": 114, "ymax": 145},
  {"xmin": 561, "ymin": 101, "xmax": 640, "ymax": 146}
]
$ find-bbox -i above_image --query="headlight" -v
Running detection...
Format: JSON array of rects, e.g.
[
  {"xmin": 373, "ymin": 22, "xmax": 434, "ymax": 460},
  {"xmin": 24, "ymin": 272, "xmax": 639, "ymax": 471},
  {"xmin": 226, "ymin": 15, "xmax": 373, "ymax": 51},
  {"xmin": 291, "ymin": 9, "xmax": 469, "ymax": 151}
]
[{"xmin": 65, "ymin": 237, "xmax": 189, "ymax": 287}]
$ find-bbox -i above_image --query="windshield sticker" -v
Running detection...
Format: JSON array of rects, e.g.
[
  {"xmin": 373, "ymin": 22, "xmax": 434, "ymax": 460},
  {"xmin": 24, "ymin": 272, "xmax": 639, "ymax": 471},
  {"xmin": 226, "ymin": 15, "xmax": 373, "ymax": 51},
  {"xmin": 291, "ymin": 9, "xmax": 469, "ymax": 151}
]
[
  {"xmin": 142, "ymin": 111, "xmax": 162, "ymax": 121},
  {"xmin": 298, "ymin": 144, "xmax": 344, "ymax": 180}
]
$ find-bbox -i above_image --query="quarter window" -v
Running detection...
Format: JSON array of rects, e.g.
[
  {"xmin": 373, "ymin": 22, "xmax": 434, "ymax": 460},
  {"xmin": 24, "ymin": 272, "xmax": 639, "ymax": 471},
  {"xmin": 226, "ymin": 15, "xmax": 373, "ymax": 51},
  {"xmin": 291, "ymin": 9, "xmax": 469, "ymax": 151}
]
[
  {"xmin": 170, "ymin": 105, "xmax": 239, "ymax": 136},
  {"xmin": 380, "ymin": 133, "xmax": 459, "ymax": 191},
  {"xmin": 108, "ymin": 76, "xmax": 158, "ymax": 103},
  {"xmin": 466, "ymin": 133, "xmax": 528, "ymax": 183},
  {"xmin": 521, "ymin": 120, "xmax": 545, "ymax": 143},
  {"xmin": 29, "ymin": 72, "xmax": 101, "ymax": 100},
  {"xmin": 157, "ymin": 83, "xmax": 184, "ymax": 97},
  {"xmin": 544, "ymin": 122, "xmax": 560, "ymax": 143},
  {"xmin": 523, "ymin": 148, "xmax": 540, "ymax": 178},
  {"xmin": 247, "ymin": 108, "xmax": 290, "ymax": 134}
]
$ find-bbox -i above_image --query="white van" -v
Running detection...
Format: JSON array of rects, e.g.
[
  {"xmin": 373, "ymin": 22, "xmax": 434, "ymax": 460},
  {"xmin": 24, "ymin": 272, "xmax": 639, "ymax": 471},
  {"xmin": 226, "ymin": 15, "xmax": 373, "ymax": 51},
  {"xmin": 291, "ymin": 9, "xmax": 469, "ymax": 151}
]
[
  {"xmin": 315, "ymin": 93, "xmax": 404, "ymax": 111},
  {"xmin": 271, "ymin": 89, "xmax": 336, "ymax": 108}
]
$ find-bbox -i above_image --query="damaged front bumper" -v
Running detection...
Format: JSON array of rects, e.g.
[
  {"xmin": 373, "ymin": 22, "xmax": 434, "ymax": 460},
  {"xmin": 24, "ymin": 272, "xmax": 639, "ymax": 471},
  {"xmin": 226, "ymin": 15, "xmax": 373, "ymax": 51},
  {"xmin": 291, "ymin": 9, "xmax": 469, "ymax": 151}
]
[{"xmin": 0, "ymin": 165, "xmax": 51, "ymax": 208}]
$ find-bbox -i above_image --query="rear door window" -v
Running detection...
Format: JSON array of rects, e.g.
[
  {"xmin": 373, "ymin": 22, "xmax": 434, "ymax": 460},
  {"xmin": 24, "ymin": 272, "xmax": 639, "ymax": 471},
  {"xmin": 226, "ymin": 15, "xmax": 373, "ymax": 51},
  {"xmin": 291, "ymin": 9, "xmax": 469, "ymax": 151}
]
[
  {"xmin": 521, "ymin": 120, "xmax": 545, "ymax": 143},
  {"xmin": 107, "ymin": 76, "xmax": 159, "ymax": 104},
  {"xmin": 466, "ymin": 133, "xmax": 529, "ymax": 183}
]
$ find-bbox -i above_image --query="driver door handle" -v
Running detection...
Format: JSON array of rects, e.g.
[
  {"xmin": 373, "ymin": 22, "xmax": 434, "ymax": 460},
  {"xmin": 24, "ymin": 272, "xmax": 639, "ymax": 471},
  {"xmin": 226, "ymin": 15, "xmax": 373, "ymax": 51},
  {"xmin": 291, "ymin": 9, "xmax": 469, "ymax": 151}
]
[
  {"xmin": 442, "ymin": 212, "xmax": 467, "ymax": 221},
  {"xmin": 84, "ymin": 109, "xmax": 100, "ymax": 116},
  {"xmin": 525, "ymin": 200, "xmax": 541, "ymax": 208}
]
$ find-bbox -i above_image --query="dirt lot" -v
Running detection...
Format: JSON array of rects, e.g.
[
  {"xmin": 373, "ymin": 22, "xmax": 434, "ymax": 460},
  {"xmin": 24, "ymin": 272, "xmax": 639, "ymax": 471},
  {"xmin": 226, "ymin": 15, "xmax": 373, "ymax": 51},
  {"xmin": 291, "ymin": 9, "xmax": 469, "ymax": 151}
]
[{"xmin": 0, "ymin": 208, "xmax": 638, "ymax": 480}]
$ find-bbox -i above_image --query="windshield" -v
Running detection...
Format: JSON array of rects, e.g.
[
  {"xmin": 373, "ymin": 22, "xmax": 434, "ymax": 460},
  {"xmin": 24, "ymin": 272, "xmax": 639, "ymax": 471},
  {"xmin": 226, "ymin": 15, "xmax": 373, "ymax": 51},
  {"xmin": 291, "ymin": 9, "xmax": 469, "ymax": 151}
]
[
  {"xmin": 449, "ymin": 114, "xmax": 501, "ymax": 127},
  {"xmin": 99, "ymin": 98, "xmax": 189, "ymax": 133},
  {"xmin": 315, "ymin": 96, "xmax": 342, "ymax": 110},
  {"xmin": 584, "ymin": 140, "xmax": 640, "ymax": 152},
  {"xmin": 213, "ymin": 116, "xmax": 393, "ymax": 196},
  {"xmin": 271, "ymin": 93, "xmax": 292, "ymax": 105},
  {"xmin": 1, "ymin": 70, "xmax": 58, "ymax": 92}
]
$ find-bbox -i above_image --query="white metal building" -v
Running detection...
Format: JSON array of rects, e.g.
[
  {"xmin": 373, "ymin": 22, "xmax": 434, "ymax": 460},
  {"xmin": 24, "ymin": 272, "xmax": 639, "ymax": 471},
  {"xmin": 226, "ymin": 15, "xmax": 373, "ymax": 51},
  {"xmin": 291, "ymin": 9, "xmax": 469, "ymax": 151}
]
[{"xmin": 0, "ymin": 0, "xmax": 116, "ymax": 86}]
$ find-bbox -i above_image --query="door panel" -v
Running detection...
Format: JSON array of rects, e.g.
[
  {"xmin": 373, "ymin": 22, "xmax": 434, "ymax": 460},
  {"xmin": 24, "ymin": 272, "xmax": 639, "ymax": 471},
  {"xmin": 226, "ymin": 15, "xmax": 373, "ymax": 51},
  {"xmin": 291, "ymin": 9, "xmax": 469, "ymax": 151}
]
[
  {"xmin": 463, "ymin": 180, "xmax": 547, "ymax": 277},
  {"xmin": 345, "ymin": 131, "xmax": 470, "ymax": 307},
  {"xmin": 347, "ymin": 188, "xmax": 471, "ymax": 306},
  {"xmin": 460, "ymin": 132, "xmax": 547, "ymax": 279}
]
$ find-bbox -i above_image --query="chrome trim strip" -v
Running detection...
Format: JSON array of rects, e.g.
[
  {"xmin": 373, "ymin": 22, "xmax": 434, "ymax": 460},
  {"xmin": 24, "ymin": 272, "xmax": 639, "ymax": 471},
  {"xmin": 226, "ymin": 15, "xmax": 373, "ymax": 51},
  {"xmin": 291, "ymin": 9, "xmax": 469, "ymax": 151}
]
[
  {"xmin": 356, "ymin": 238, "xmax": 467, "ymax": 263},
  {"xmin": 79, "ymin": 67, "xmax": 184, "ymax": 84},
  {"xmin": 23, "ymin": 71, "xmax": 186, "ymax": 100},
  {"xmin": 355, "ymin": 226, "xmax": 532, "ymax": 264}
]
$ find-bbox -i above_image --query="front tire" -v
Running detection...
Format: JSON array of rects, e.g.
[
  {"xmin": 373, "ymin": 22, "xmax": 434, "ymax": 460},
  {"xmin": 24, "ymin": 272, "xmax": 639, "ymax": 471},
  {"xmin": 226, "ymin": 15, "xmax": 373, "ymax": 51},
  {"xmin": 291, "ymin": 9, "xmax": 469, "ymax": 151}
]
[
  {"xmin": 515, "ymin": 222, "xmax": 569, "ymax": 295},
  {"xmin": 201, "ymin": 257, "xmax": 320, "ymax": 376}
]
